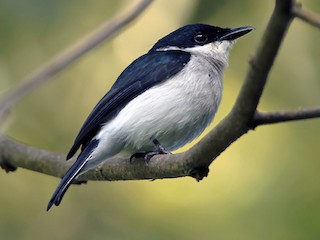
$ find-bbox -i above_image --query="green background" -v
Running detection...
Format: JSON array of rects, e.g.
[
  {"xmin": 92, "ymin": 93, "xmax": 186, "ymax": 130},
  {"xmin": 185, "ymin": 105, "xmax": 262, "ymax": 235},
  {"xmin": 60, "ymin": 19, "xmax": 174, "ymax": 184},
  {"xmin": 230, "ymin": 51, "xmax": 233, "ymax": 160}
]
[{"xmin": 1, "ymin": 0, "xmax": 320, "ymax": 239}]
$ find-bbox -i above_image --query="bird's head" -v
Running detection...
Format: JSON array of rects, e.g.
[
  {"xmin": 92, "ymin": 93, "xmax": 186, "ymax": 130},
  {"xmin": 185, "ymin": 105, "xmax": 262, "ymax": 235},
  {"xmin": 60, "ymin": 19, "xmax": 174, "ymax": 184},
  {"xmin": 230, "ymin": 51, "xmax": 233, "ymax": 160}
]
[{"xmin": 150, "ymin": 24, "xmax": 253, "ymax": 62}]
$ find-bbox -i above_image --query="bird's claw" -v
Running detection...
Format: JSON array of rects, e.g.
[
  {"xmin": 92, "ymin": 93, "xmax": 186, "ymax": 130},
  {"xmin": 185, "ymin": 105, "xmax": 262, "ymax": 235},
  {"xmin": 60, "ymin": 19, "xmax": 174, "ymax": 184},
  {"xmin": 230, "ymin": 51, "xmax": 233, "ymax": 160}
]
[{"xmin": 130, "ymin": 139, "xmax": 171, "ymax": 164}]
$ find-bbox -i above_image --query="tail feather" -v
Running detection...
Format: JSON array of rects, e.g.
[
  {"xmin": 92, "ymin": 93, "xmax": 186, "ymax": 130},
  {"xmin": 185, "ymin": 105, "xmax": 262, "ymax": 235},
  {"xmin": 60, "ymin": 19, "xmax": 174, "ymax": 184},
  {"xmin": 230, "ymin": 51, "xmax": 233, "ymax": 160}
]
[
  {"xmin": 47, "ymin": 139, "xmax": 99, "ymax": 211},
  {"xmin": 47, "ymin": 155, "xmax": 88, "ymax": 211}
]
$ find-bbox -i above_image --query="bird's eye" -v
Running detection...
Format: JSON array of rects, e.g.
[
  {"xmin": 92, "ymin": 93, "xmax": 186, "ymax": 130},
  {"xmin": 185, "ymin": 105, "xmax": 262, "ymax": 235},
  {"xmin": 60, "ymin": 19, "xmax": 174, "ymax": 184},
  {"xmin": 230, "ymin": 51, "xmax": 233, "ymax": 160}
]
[{"xmin": 194, "ymin": 33, "xmax": 208, "ymax": 44}]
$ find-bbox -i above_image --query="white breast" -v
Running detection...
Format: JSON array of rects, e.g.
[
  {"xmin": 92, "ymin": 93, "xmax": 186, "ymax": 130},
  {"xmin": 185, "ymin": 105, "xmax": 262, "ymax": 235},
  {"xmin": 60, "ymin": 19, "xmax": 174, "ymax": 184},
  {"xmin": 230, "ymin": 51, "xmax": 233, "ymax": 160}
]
[{"xmin": 97, "ymin": 53, "xmax": 224, "ymax": 153}]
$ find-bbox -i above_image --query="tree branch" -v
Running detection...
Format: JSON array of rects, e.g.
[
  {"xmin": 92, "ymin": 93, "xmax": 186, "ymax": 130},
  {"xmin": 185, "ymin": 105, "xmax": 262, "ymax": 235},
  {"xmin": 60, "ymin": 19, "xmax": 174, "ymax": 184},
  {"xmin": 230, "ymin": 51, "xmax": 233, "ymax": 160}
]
[
  {"xmin": 1, "ymin": 0, "xmax": 303, "ymax": 182},
  {"xmin": 252, "ymin": 107, "xmax": 320, "ymax": 127},
  {"xmin": 0, "ymin": 0, "xmax": 153, "ymax": 123},
  {"xmin": 0, "ymin": 135, "xmax": 195, "ymax": 181},
  {"xmin": 291, "ymin": 2, "xmax": 320, "ymax": 28}
]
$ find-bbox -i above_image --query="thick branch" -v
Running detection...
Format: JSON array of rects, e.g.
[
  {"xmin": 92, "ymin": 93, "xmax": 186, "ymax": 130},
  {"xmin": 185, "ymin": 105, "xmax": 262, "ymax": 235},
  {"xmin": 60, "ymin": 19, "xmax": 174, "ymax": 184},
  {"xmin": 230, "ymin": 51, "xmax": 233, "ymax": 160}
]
[
  {"xmin": 234, "ymin": 0, "xmax": 293, "ymax": 118},
  {"xmin": 252, "ymin": 107, "xmax": 320, "ymax": 127},
  {"xmin": 292, "ymin": 3, "xmax": 320, "ymax": 28},
  {"xmin": 0, "ymin": 135, "xmax": 195, "ymax": 181},
  {"xmin": 0, "ymin": 0, "xmax": 153, "ymax": 123}
]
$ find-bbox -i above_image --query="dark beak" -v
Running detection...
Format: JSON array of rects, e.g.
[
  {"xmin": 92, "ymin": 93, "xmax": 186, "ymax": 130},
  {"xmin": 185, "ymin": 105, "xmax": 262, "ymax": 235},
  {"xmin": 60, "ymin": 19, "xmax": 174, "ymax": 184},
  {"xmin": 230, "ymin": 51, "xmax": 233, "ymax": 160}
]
[{"xmin": 219, "ymin": 26, "xmax": 254, "ymax": 41}]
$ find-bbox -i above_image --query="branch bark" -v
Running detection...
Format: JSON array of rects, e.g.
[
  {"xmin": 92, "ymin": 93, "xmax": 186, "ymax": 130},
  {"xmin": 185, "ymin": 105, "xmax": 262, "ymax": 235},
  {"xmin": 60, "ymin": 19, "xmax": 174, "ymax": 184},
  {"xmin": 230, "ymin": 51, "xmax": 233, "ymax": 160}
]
[
  {"xmin": 1, "ymin": 0, "xmax": 308, "ymax": 182},
  {"xmin": 252, "ymin": 108, "xmax": 320, "ymax": 127},
  {"xmin": 292, "ymin": 3, "xmax": 320, "ymax": 28}
]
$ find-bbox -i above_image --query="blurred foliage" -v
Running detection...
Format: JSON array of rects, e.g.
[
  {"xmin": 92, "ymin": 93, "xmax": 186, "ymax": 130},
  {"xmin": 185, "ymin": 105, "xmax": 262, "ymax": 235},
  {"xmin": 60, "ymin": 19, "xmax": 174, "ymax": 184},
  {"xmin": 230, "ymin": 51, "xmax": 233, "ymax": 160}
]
[{"xmin": 1, "ymin": 0, "xmax": 320, "ymax": 239}]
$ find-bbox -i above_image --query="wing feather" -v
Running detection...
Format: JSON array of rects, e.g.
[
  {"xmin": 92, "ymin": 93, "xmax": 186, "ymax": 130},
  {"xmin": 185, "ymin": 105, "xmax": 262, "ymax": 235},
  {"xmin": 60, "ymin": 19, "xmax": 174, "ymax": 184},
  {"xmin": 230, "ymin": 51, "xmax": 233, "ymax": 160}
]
[{"xmin": 67, "ymin": 50, "xmax": 190, "ymax": 159}]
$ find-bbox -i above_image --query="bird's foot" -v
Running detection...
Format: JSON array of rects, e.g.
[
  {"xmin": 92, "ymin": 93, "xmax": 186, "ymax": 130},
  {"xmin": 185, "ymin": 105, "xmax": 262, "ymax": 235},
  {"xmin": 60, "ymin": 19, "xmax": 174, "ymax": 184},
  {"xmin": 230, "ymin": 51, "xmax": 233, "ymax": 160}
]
[
  {"xmin": 152, "ymin": 139, "xmax": 171, "ymax": 155},
  {"xmin": 130, "ymin": 139, "xmax": 171, "ymax": 164}
]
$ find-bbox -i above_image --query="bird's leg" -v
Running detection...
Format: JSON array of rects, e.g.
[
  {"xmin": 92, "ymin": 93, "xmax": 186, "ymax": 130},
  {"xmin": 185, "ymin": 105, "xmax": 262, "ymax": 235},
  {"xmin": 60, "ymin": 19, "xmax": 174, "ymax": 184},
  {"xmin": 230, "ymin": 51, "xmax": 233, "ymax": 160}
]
[
  {"xmin": 130, "ymin": 139, "xmax": 171, "ymax": 164},
  {"xmin": 152, "ymin": 139, "xmax": 171, "ymax": 154}
]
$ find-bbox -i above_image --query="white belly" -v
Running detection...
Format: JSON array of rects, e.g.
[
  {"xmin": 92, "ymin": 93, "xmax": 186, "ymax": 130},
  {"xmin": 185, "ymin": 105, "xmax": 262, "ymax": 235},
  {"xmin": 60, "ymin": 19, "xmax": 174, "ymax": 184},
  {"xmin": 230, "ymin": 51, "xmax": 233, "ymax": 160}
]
[{"xmin": 97, "ymin": 55, "xmax": 223, "ymax": 153}]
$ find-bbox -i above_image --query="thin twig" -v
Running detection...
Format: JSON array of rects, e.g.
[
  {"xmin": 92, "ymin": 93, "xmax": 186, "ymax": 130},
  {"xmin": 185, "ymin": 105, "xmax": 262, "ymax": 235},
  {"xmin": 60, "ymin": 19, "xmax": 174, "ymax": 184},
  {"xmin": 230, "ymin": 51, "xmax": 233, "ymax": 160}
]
[
  {"xmin": 0, "ymin": 0, "xmax": 153, "ymax": 123},
  {"xmin": 292, "ymin": 3, "xmax": 320, "ymax": 28},
  {"xmin": 252, "ymin": 107, "xmax": 320, "ymax": 127}
]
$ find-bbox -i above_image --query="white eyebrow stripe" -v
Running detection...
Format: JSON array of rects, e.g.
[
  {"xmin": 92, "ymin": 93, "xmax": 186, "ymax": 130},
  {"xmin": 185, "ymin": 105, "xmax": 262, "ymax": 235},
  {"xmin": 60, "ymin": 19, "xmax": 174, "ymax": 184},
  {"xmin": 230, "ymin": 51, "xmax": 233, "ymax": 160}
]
[{"xmin": 155, "ymin": 46, "xmax": 184, "ymax": 52}]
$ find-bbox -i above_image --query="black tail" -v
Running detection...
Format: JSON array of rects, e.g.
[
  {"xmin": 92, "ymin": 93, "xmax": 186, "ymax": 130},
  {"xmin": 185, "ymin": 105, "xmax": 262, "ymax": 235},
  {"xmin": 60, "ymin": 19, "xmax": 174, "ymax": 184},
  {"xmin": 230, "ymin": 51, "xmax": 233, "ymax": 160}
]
[{"xmin": 47, "ymin": 139, "xmax": 99, "ymax": 211}]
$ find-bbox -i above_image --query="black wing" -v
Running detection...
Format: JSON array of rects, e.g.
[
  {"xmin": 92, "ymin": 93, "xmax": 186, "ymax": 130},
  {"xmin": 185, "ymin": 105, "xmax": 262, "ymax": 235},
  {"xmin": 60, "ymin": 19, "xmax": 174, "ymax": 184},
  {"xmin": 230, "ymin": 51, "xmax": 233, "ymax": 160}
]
[{"xmin": 67, "ymin": 50, "xmax": 190, "ymax": 159}]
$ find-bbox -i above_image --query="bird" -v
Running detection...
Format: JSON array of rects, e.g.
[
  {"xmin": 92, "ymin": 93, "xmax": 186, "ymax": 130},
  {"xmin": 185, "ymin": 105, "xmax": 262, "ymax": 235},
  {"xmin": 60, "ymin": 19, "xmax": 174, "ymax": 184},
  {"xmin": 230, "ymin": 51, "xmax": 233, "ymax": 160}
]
[{"xmin": 47, "ymin": 23, "xmax": 253, "ymax": 211}]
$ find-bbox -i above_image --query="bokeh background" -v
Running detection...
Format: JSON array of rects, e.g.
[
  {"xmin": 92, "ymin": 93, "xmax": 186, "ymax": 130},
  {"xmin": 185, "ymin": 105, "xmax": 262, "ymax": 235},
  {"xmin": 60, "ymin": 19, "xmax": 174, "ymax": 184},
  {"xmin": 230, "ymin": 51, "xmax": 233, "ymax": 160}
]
[{"xmin": 1, "ymin": 0, "xmax": 320, "ymax": 239}]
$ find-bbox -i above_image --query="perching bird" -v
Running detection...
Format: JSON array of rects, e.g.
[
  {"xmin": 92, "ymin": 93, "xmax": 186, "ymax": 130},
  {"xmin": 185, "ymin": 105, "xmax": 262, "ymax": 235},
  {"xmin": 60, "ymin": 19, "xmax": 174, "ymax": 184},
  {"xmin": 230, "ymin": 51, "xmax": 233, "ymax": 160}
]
[{"xmin": 47, "ymin": 23, "xmax": 253, "ymax": 210}]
